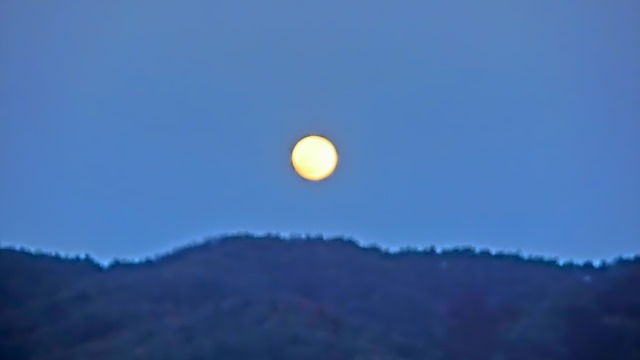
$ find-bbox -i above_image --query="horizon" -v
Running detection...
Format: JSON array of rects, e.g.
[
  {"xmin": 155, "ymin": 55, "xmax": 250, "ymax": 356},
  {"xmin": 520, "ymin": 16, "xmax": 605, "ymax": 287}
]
[{"xmin": 2, "ymin": 231, "xmax": 636, "ymax": 266}]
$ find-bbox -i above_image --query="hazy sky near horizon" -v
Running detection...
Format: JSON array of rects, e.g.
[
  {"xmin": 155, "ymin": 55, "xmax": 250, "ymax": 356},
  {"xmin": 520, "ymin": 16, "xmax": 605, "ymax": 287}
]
[{"xmin": 1, "ymin": 1, "xmax": 639, "ymax": 261}]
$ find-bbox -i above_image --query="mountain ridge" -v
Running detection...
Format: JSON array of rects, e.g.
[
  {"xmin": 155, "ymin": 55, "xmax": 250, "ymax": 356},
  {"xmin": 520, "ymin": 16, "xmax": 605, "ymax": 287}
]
[
  {"xmin": 4, "ymin": 232, "xmax": 635, "ymax": 267},
  {"xmin": 1, "ymin": 233, "xmax": 639, "ymax": 359}
]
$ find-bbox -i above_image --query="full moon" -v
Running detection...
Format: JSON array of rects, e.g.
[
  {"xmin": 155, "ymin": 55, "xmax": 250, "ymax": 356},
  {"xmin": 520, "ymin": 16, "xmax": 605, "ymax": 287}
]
[{"xmin": 291, "ymin": 135, "xmax": 338, "ymax": 181}]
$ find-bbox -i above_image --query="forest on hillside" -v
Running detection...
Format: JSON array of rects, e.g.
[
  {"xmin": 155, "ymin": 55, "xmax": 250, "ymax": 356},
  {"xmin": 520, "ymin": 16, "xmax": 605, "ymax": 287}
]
[{"xmin": 1, "ymin": 234, "xmax": 639, "ymax": 360}]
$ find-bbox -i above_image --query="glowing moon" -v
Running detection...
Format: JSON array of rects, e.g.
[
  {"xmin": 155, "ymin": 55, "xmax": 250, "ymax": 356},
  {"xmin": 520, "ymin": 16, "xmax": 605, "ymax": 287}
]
[{"xmin": 291, "ymin": 135, "xmax": 338, "ymax": 181}]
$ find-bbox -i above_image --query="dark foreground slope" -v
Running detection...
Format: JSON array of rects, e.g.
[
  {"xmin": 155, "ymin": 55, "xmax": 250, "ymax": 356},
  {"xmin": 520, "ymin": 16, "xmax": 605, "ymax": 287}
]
[{"xmin": 1, "ymin": 234, "xmax": 639, "ymax": 360}]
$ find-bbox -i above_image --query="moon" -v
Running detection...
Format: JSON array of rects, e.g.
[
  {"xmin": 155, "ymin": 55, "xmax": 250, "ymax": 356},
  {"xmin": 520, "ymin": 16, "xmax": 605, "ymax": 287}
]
[{"xmin": 291, "ymin": 135, "xmax": 338, "ymax": 181}]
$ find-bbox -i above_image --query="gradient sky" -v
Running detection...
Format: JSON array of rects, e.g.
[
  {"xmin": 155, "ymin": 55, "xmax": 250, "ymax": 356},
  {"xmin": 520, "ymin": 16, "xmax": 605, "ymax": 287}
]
[{"xmin": 1, "ymin": 1, "xmax": 639, "ymax": 262}]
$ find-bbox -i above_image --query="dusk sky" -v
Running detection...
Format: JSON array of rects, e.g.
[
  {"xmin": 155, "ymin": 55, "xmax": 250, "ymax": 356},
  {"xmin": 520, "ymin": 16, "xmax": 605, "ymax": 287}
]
[{"xmin": 1, "ymin": 1, "xmax": 638, "ymax": 262}]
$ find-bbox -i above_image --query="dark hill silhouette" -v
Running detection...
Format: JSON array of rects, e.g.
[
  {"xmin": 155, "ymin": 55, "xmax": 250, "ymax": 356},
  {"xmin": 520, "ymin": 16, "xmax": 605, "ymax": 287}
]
[{"xmin": 1, "ymin": 234, "xmax": 639, "ymax": 360}]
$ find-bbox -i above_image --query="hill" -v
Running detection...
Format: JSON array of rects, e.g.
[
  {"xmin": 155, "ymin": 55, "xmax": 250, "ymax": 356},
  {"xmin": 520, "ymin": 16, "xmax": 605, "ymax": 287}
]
[{"xmin": 1, "ymin": 234, "xmax": 639, "ymax": 360}]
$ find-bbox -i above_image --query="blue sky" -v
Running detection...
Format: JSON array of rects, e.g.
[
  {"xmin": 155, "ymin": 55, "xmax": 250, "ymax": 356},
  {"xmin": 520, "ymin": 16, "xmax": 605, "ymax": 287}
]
[{"xmin": 1, "ymin": 1, "xmax": 638, "ymax": 262}]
